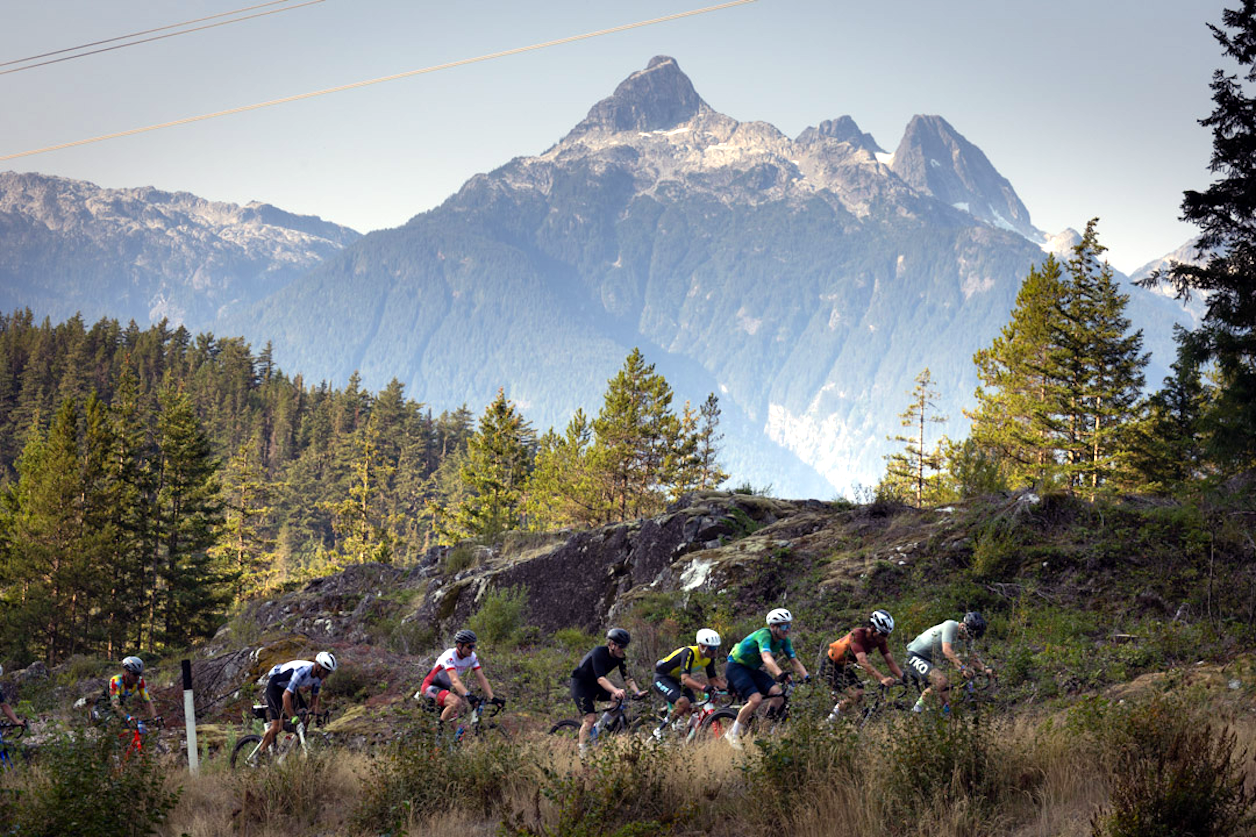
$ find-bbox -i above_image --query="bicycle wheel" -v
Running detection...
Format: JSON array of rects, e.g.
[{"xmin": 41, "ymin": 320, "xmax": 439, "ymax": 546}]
[
  {"xmin": 699, "ymin": 707, "xmax": 739, "ymax": 739},
  {"xmin": 230, "ymin": 734, "xmax": 268, "ymax": 769},
  {"xmin": 547, "ymin": 719, "xmax": 582, "ymax": 739}
]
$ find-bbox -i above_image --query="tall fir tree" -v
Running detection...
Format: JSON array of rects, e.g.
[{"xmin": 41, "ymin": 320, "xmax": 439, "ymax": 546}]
[
  {"xmin": 1141, "ymin": 1, "xmax": 1256, "ymax": 469},
  {"xmin": 443, "ymin": 389, "xmax": 536, "ymax": 541}
]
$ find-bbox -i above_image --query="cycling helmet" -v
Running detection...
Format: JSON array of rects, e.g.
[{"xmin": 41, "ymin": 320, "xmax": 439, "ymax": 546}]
[
  {"xmin": 606, "ymin": 628, "xmax": 631, "ymax": 647},
  {"xmin": 963, "ymin": 612, "xmax": 987, "ymax": 639},
  {"xmin": 766, "ymin": 608, "xmax": 793, "ymax": 626},
  {"xmin": 122, "ymin": 656, "xmax": 144, "ymax": 675},
  {"xmin": 454, "ymin": 629, "xmax": 478, "ymax": 646},
  {"xmin": 870, "ymin": 609, "xmax": 895, "ymax": 635},
  {"xmin": 315, "ymin": 651, "xmax": 338, "ymax": 673},
  {"xmin": 696, "ymin": 629, "xmax": 721, "ymax": 648}
]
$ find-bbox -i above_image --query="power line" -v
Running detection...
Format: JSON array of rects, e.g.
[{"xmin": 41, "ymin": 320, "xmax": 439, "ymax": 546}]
[
  {"xmin": 0, "ymin": 0, "xmax": 326, "ymax": 77},
  {"xmin": 0, "ymin": 0, "xmax": 758, "ymax": 163}
]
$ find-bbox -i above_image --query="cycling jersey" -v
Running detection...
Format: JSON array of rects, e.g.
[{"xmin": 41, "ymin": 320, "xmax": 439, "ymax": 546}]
[
  {"xmin": 729, "ymin": 628, "xmax": 795, "ymax": 670},
  {"xmin": 109, "ymin": 673, "xmax": 151, "ymax": 705},
  {"xmin": 827, "ymin": 627, "xmax": 889, "ymax": 665},
  {"xmin": 267, "ymin": 660, "xmax": 323, "ymax": 696},
  {"xmin": 906, "ymin": 620, "xmax": 968, "ymax": 663},
  {"xmin": 655, "ymin": 645, "xmax": 718, "ymax": 680},
  {"xmin": 572, "ymin": 645, "xmax": 628, "ymax": 686},
  {"xmin": 421, "ymin": 646, "xmax": 482, "ymax": 694}
]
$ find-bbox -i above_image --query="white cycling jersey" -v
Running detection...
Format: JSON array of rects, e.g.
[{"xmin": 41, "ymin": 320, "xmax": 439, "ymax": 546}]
[{"xmin": 268, "ymin": 660, "xmax": 323, "ymax": 695}]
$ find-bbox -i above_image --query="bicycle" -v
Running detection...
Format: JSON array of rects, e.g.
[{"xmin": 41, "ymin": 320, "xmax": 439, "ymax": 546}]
[
  {"xmin": 960, "ymin": 670, "xmax": 998, "ymax": 706},
  {"xmin": 0, "ymin": 721, "xmax": 33, "ymax": 770},
  {"xmin": 419, "ymin": 693, "xmax": 510, "ymax": 743},
  {"xmin": 857, "ymin": 680, "xmax": 920, "ymax": 727},
  {"xmin": 120, "ymin": 715, "xmax": 165, "ymax": 759},
  {"xmin": 700, "ymin": 677, "xmax": 798, "ymax": 737},
  {"xmin": 676, "ymin": 690, "xmax": 736, "ymax": 743},
  {"xmin": 230, "ymin": 707, "xmax": 332, "ymax": 769},
  {"xmin": 548, "ymin": 693, "xmax": 649, "ymax": 743}
]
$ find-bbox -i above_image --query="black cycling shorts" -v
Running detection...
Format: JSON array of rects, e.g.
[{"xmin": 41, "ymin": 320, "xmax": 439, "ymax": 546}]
[
  {"xmin": 652, "ymin": 674, "xmax": 696, "ymax": 705},
  {"xmin": 264, "ymin": 681, "xmax": 307, "ymax": 722},
  {"xmin": 905, "ymin": 653, "xmax": 936, "ymax": 683},
  {"xmin": 570, "ymin": 677, "xmax": 610, "ymax": 717}
]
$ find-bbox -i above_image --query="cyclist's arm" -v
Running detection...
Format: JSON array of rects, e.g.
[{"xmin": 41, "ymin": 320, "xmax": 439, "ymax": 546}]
[
  {"xmin": 474, "ymin": 668, "xmax": 494, "ymax": 702},
  {"xmin": 446, "ymin": 668, "xmax": 471, "ymax": 698},
  {"xmin": 941, "ymin": 642, "xmax": 971, "ymax": 676},
  {"xmin": 882, "ymin": 651, "xmax": 905, "ymax": 680},
  {"xmin": 853, "ymin": 650, "xmax": 888, "ymax": 683},
  {"xmin": 759, "ymin": 650, "xmax": 784, "ymax": 679},
  {"xmin": 309, "ymin": 690, "xmax": 322, "ymax": 715},
  {"xmin": 596, "ymin": 674, "xmax": 625, "ymax": 700},
  {"xmin": 791, "ymin": 656, "xmax": 809, "ymax": 679},
  {"xmin": 145, "ymin": 697, "xmax": 158, "ymax": 719},
  {"xmin": 282, "ymin": 688, "xmax": 298, "ymax": 720},
  {"xmin": 1, "ymin": 702, "xmax": 22, "ymax": 725},
  {"xmin": 967, "ymin": 652, "xmax": 993, "ymax": 676}
]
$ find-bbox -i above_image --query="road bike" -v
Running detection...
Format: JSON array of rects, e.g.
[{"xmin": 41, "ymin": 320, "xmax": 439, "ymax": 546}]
[
  {"xmin": 230, "ymin": 706, "xmax": 332, "ymax": 769},
  {"xmin": 548, "ymin": 693, "xmax": 649, "ymax": 744}
]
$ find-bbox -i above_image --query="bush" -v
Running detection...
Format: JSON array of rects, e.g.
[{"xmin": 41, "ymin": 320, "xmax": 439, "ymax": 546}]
[
  {"xmin": 468, "ymin": 585, "xmax": 529, "ymax": 649},
  {"xmin": 4, "ymin": 724, "xmax": 180, "ymax": 836},
  {"xmin": 443, "ymin": 543, "xmax": 477, "ymax": 574},
  {"xmin": 1091, "ymin": 697, "xmax": 1256, "ymax": 837},
  {"xmin": 882, "ymin": 711, "xmax": 1001, "ymax": 817}
]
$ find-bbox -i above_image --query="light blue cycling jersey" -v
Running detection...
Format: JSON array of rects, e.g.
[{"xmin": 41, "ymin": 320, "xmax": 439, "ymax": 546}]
[{"xmin": 268, "ymin": 660, "xmax": 323, "ymax": 695}]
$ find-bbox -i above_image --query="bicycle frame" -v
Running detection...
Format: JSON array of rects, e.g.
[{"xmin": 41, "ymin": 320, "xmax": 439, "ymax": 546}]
[{"xmin": 0, "ymin": 722, "xmax": 25, "ymax": 770}]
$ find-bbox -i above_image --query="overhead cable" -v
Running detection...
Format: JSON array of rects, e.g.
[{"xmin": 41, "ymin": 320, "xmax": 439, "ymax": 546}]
[
  {"xmin": 0, "ymin": 0, "xmax": 757, "ymax": 162},
  {"xmin": 0, "ymin": 0, "xmax": 326, "ymax": 77}
]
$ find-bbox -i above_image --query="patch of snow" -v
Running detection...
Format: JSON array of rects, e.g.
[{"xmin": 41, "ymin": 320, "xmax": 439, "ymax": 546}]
[
  {"xmin": 875, "ymin": 151, "xmax": 895, "ymax": 166},
  {"xmin": 989, "ymin": 207, "xmax": 1019, "ymax": 233},
  {"xmin": 929, "ymin": 158, "xmax": 942, "ymax": 168},
  {"xmin": 952, "ymin": 202, "xmax": 970, "ymax": 213},
  {"xmin": 736, "ymin": 307, "xmax": 763, "ymax": 335},
  {"xmin": 664, "ymin": 126, "xmax": 691, "ymax": 136}
]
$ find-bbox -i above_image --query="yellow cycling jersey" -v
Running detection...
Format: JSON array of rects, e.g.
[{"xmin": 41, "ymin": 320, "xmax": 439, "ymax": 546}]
[{"xmin": 655, "ymin": 645, "xmax": 718, "ymax": 680}]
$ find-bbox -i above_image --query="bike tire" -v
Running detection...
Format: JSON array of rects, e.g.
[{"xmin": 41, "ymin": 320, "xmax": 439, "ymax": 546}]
[
  {"xmin": 230, "ymin": 735, "xmax": 266, "ymax": 769},
  {"xmin": 547, "ymin": 719, "xmax": 582, "ymax": 739},
  {"xmin": 699, "ymin": 707, "xmax": 739, "ymax": 739}
]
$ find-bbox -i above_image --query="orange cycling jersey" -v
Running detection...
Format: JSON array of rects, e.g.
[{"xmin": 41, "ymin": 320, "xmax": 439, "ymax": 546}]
[{"xmin": 827, "ymin": 627, "xmax": 888, "ymax": 665}]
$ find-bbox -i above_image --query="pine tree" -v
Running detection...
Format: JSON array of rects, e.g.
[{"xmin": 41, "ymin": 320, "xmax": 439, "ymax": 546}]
[
  {"xmin": 968, "ymin": 256, "xmax": 1067, "ymax": 488},
  {"xmin": 211, "ymin": 444, "xmax": 279, "ymax": 597},
  {"xmin": 443, "ymin": 389, "xmax": 536, "ymax": 541},
  {"xmin": 1129, "ymin": 346, "xmax": 1214, "ymax": 492},
  {"xmin": 883, "ymin": 368, "xmax": 948, "ymax": 506},
  {"xmin": 1140, "ymin": 1, "xmax": 1256, "ymax": 468},
  {"xmin": 525, "ymin": 410, "xmax": 600, "ymax": 530},
  {"xmin": 590, "ymin": 349, "xmax": 683, "ymax": 522}
]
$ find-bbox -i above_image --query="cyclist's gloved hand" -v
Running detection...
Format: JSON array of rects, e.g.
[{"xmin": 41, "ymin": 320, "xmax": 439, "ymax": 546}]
[
  {"xmin": 466, "ymin": 693, "xmax": 483, "ymax": 707},
  {"xmin": 802, "ymin": 674, "xmax": 812, "ymax": 685},
  {"xmin": 775, "ymin": 671, "xmax": 791, "ymax": 684},
  {"xmin": 490, "ymin": 696, "xmax": 506, "ymax": 707},
  {"xmin": 136, "ymin": 721, "xmax": 148, "ymax": 735}
]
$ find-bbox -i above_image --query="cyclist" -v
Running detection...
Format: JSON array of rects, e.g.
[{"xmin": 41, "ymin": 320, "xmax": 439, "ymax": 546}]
[
  {"xmin": 821, "ymin": 609, "xmax": 905, "ymax": 722},
  {"xmin": 570, "ymin": 628, "xmax": 646, "ymax": 756},
  {"xmin": 418, "ymin": 629, "xmax": 501, "ymax": 723},
  {"xmin": 0, "ymin": 664, "xmax": 30, "ymax": 731},
  {"xmin": 905, "ymin": 611, "xmax": 993, "ymax": 713},
  {"xmin": 109, "ymin": 656, "xmax": 158, "ymax": 728},
  {"xmin": 256, "ymin": 651, "xmax": 337, "ymax": 759},
  {"xmin": 723, "ymin": 608, "xmax": 809, "ymax": 750},
  {"xmin": 650, "ymin": 628, "xmax": 727, "ymax": 739}
]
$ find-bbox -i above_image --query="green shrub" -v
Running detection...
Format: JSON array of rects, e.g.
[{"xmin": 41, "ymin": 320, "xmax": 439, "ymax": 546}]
[
  {"xmin": 468, "ymin": 585, "xmax": 529, "ymax": 649},
  {"xmin": 1091, "ymin": 697, "xmax": 1256, "ymax": 837},
  {"xmin": 443, "ymin": 543, "xmax": 477, "ymax": 574},
  {"xmin": 882, "ymin": 711, "xmax": 1000, "ymax": 816},
  {"xmin": 5, "ymin": 724, "xmax": 180, "ymax": 836}
]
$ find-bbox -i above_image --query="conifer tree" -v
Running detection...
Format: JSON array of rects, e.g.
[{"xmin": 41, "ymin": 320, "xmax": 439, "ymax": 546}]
[
  {"xmin": 969, "ymin": 256, "xmax": 1066, "ymax": 488},
  {"xmin": 525, "ymin": 409, "xmax": 599, "ymax": 530},
  {"xmin": 1140, "ymin": 1, "xmax": 1256, "ymax": 468},
  {"xmin": 443, "ymin": 389, "xmax": 536, "ymax": 541},
  {"xmin": 883, "ymin": 368, "xmax": 948, "ymax": 506},
  {"xmin": 1129, "ymin": 346, "xmax": 1214, "ymax": 492}
]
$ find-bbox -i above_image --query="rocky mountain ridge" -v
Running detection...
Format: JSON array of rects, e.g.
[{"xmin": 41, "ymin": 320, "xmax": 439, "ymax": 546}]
[{"xmin": 0, "ymin": 170, "xmax": 360, "ymax": 327}]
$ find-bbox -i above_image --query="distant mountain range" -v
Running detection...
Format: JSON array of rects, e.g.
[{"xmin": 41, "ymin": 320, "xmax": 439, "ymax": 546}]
[{"xmin": 0, "ymin": 57, "xmax": 1198, "ymax": 497}]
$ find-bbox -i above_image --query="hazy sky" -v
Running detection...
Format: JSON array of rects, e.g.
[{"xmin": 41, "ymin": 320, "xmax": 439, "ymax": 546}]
[{"xmin": 1, "ymin": 0, "xmax": 1230, "ymax": 273}]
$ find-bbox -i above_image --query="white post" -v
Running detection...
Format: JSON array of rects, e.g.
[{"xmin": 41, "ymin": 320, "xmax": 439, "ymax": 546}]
[{"xmin": 182, "ymin": 659, "xmax": 199, "ymax": 774}]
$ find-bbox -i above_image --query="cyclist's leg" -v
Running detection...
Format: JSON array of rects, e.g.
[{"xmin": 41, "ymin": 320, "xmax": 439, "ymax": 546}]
[
  {"xmin": 258, "ymin": 682, "xmax": 287, "ymax": 753},
  {"xmin": 570, "ymin": 679, "xmax": 602, "ymax": 753}
]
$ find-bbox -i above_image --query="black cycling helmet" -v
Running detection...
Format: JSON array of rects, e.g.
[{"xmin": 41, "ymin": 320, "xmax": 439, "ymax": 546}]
[
  {"xmin": 606, "ymin": 628, "xmax": 631, "ymax": 647},
  {"xmin": 963, "ymin": 611, "xmax": 987, "ymax": 639},
  {"xmin": 454, "ymin": 629, "xmax": 478, "ymax": 646}
]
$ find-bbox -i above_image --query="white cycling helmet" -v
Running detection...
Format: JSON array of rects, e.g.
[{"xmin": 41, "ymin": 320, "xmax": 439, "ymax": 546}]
[
  {"xmin": 870, "ymin": 609, "xmax": 895, "ymax": 635},
  {"xmin": 696, "ymin": 629, "xmax": 721, "ymax": 648},
  {"xmin": 315, "ymin": 651, "xmax": 338, "ymax": 673},
  {"xmin": 766, "ymin": 608, "xmax": 793, "ymax": 626},
  {"xmin": 122, "ymin": 656, "xmax": 144, "ymax": 674}
]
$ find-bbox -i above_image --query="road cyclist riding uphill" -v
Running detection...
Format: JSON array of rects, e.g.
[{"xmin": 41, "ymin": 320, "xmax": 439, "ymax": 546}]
[
  {"xmin": 904, "ymin": 612, "xmax": 994, "ymax": 714},
  {"xmin": 723, "ymin": 608, "xmax": 809, "ymax": 750},
  {"xmin": 235, "ymin": 651, "xmax": 337, "ymax": 767},
  {"xmin": 649, "ymin": 628, "xmax": 727, "ymax": 742},
  {"xmin": 819, "ymin": 609, "xmax": 906, "ymax": 724},
  {"xmin": 415, "ymin": 628, "xmax": 505, "ymax": 743},
  {"xmin": 567, "ymin": 628, "xmax": 648, "ymax": 756}
]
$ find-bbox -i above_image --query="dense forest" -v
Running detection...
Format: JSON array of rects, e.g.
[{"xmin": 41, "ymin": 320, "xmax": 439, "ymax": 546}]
[{"xmin": 0, "ymin": 313, "xmax": 725, "ymax": 664}]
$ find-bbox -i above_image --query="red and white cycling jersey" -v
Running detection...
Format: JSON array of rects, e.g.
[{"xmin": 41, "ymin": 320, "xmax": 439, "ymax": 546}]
[{"xmin": 421, "ymin": 647, "xmax": 481, "ymax": 698}]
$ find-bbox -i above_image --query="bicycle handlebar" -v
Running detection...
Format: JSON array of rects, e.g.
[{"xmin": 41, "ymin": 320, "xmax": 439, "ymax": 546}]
[{"xmin": 0, "ymin": 720, "xmax": 28, "ymax": 739}]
